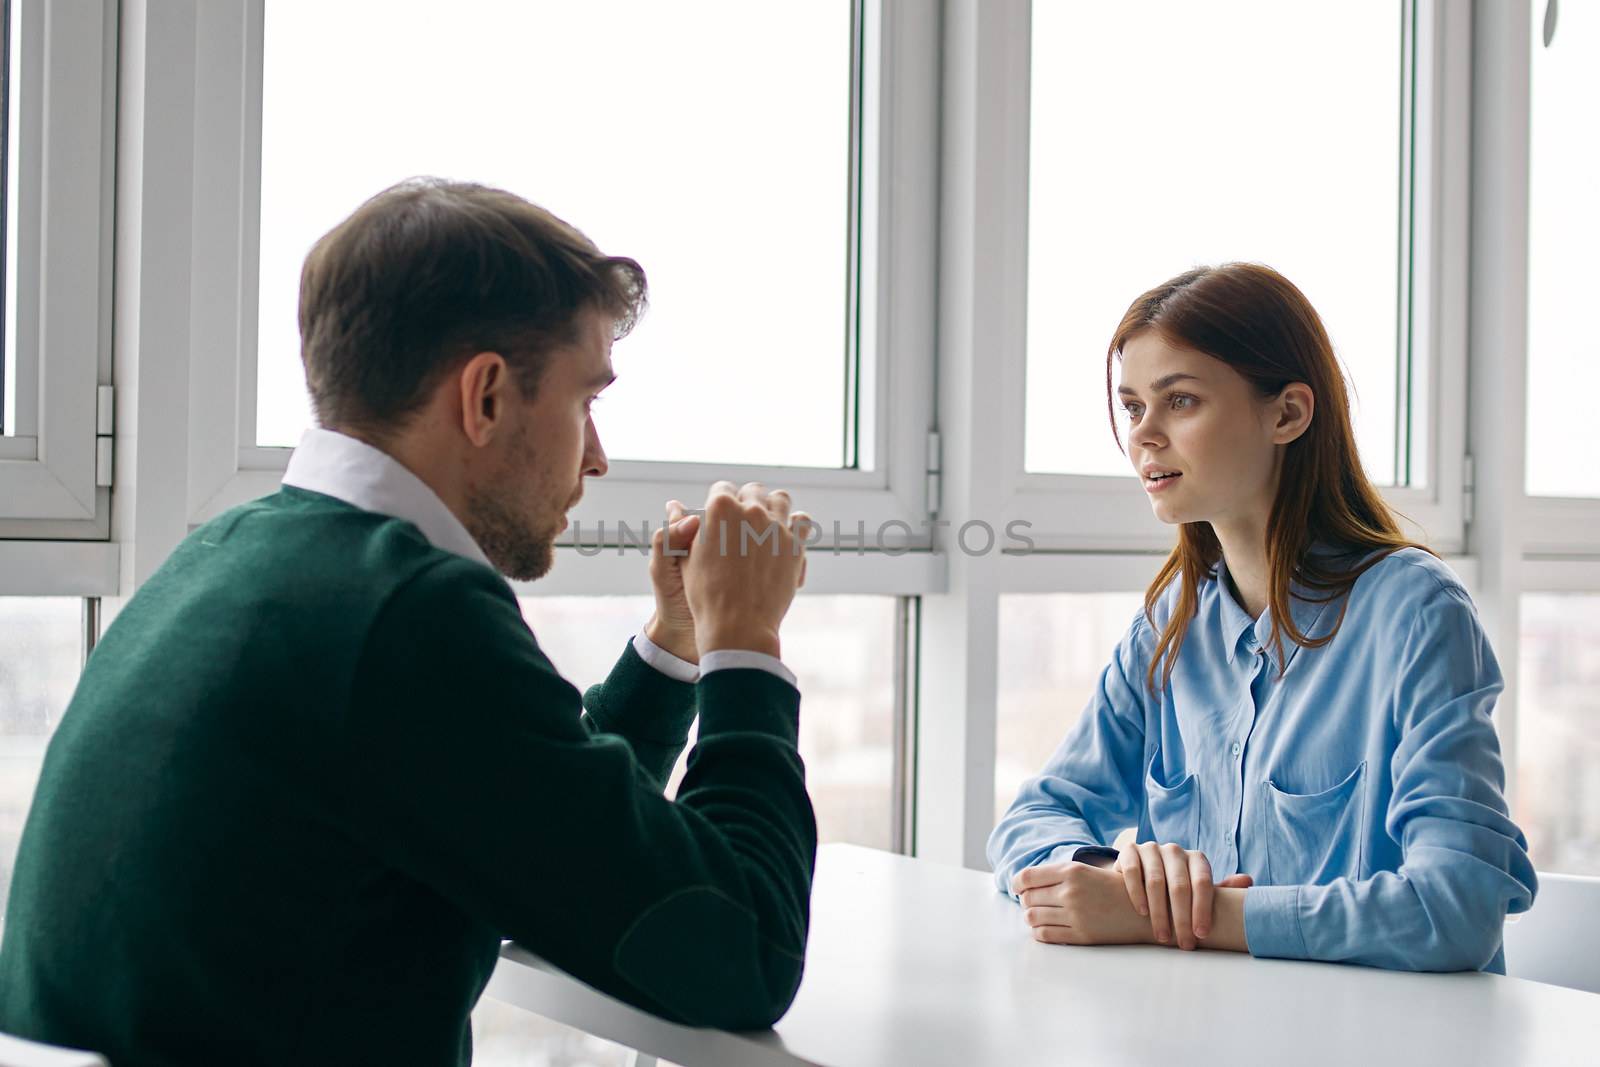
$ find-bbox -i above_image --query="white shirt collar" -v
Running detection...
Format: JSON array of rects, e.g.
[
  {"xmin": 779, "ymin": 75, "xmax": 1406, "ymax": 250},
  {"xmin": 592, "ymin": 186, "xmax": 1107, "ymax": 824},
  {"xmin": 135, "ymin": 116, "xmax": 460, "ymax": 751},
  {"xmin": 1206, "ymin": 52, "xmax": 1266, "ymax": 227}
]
[{"xmin": 280, "ymin": 428, "xmax": 494, "ymax": 571}]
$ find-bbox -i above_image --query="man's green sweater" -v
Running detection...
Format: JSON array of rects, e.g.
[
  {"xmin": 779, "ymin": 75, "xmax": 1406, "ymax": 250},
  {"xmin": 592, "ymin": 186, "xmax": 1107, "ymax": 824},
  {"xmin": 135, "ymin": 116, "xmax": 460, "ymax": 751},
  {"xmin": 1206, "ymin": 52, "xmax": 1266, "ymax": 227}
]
[{"xmin": 0, "ymin": 487, "xmax": 817, "ymax": 1065}]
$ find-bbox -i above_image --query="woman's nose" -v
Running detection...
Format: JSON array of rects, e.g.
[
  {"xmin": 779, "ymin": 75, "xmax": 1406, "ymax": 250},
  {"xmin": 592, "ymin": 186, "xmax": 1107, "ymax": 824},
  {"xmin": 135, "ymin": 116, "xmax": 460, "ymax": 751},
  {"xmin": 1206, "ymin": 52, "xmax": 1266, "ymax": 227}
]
[{"xmin": 1131, "ymin": 414, "xmax": 1166, "ymax": 452}]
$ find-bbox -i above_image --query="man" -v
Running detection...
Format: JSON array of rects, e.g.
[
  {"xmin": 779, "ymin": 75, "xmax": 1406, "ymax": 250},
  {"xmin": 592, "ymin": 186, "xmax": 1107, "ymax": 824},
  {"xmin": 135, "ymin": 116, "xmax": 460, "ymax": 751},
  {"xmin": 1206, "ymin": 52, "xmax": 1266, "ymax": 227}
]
[{"xmin": 0, "ymin": 179, "xmax": 816, "ymax": 1065}]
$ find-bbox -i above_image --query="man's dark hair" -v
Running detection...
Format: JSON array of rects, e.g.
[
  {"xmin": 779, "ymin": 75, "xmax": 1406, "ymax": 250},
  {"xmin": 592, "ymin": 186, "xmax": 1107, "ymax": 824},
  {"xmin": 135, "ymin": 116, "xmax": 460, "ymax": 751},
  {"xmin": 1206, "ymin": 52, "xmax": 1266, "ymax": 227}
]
[{"xmin": 298, "ymin": 177, "xmax": 647, "ymax": 435}]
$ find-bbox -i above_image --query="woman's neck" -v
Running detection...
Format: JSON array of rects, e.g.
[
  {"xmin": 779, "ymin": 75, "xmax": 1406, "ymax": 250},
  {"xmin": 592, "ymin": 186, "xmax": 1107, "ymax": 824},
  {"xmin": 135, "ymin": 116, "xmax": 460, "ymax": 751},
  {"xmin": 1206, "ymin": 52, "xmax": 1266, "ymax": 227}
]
[{"xmin": 1212, "ymin": 520, "xmax": 1272, "ymax": 620}]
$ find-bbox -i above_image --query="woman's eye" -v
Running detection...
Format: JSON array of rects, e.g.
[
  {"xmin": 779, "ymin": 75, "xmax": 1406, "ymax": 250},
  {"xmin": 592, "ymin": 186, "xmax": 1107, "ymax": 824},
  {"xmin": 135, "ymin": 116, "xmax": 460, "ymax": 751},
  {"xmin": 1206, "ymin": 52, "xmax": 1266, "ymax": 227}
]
[
  {"xmin": 1170, "ymin": 394, "xmax": 1195, "ymax": 410},
  {"xmin": 1123, "ymin": 403, "xmax": 1143, "ymax": 420}
]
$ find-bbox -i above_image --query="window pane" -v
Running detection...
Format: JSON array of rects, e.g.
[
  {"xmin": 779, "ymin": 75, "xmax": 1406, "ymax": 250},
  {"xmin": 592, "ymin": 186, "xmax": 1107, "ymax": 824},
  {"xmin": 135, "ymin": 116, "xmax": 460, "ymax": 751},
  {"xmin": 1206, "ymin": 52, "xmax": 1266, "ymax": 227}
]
[
  {"xmin": 501, "ymin": 592, "xmax": 896, "ymax": 1057},
  {"xmin": 1025, "ymin": 1, "xmax": 1403, "ymax": 484},
  {"xmin": 257, "ymin": 0, "xmax": 853, "ymax": 468},
  {"xmin": 0, "ymin": 597, "xmax": 81, "ymax": 911},
  {"xmin": 2, "ymin": 0, "xmax": 19, "ymax": 435},
  {"xmin": 517, "ymin": 593, "xmax": 899, "ymax": 849},
  {"xmin": 995, "ymin": 592, "xmax": 1145, "ymax": 825},
  {"xmin": 1525, "ymin": 1, "xmax": 1600, "ymax": 498},
  {"xmin": 1515, "ymin": 594, "xmax": 1600, "ymax": 875}
]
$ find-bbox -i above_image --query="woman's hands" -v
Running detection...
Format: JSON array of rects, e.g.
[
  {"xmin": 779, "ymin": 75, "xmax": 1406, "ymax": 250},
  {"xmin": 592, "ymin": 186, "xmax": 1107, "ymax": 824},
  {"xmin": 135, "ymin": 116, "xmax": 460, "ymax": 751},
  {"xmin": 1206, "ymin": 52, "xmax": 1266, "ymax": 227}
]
[
  {"xmin": 1112, "ymin": 841, "xmax": 1252, "ymax": 949},
  {"xmin": 1011, "ymin": 841, "xmax": 1254, "ymax": 951},
  {"xmin": 1011, "ymin": 862, "xmax": 1160, "ymax": 946}
]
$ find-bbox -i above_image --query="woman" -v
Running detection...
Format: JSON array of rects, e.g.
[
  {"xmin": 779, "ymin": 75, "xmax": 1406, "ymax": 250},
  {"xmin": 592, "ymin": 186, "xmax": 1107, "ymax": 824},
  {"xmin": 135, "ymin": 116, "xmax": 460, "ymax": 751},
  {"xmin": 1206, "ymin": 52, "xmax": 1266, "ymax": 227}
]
[{"xmin": 988, "ymin": 263, "xmax": 1535, "ymax": 971}]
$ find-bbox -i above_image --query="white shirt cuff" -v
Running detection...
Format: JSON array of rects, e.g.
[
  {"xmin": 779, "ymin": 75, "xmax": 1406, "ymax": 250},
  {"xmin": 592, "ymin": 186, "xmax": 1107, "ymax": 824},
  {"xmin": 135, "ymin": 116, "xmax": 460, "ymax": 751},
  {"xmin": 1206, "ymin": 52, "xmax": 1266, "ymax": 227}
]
[
  {"xmin": 700, "ymin": 649, "xmax": 797, "ymax": 688},
  {"xmin": 631, "ymin": 631, "xmax": 796, "ymax": 688},
  {"xmin": 631, "ymin": 631, "xmax": 699, "ymax": 683}
]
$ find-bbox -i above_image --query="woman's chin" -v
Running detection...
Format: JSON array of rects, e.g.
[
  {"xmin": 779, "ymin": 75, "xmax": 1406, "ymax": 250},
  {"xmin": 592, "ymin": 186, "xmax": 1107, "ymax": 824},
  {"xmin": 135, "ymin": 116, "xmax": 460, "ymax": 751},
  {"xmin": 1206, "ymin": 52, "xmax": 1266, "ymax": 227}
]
[{"xmin": 1148, "ymin": 501, "xmax": 1190, "ymax": 526}]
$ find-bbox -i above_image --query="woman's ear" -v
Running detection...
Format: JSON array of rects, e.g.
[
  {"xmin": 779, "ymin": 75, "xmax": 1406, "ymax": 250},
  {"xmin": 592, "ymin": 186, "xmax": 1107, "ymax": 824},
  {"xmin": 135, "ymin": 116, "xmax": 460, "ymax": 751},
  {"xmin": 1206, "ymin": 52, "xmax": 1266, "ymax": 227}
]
[{"xmin": 1272, "ymin": 382, "xmax": 1315, "ymax": 445}]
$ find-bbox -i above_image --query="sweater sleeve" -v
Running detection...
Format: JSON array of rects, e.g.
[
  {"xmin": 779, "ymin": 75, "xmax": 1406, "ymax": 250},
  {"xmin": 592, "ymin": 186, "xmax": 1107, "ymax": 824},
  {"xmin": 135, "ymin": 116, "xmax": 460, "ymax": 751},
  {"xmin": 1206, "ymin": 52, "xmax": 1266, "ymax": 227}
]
[
  {"xmin": 342, "ymin": 557, "xmax": 816, "ymax": 1029},
  {"xmin": 577, "ymin": 639, "xmax": 698, "ymax": 791},
  {"xmin": 1244, "ymin": 587, "xmax": 1537, "ymax": 971},
  {"xmin": 986, "ymin": 612, "xmax": 1151, "ymax": 895}
]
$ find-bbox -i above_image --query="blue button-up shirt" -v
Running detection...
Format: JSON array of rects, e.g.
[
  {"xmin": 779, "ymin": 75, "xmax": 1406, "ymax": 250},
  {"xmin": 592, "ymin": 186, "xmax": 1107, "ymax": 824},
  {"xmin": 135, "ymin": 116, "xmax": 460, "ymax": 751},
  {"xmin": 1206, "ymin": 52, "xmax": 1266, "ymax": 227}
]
[{"xmin": 988, "ymin": 547, "xmax": 1536, "ymax": 972}]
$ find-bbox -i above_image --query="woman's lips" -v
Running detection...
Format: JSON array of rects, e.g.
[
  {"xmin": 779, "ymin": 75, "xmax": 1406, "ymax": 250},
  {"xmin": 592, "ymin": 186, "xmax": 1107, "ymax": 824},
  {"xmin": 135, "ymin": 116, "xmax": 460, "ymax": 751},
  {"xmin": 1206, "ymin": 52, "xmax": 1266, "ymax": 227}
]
[{"xmin": 1144, "ymin": 473, "xmax": 1182, "ymax": 494}]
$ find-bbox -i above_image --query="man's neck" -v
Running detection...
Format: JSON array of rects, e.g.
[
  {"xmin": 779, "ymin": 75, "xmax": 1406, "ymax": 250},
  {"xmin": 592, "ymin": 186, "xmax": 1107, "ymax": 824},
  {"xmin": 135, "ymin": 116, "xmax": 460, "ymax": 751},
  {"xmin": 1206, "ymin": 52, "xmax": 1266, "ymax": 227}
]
[{"xmin": 326, "ymin": 421, "xmax": 471, "ymax": 530}]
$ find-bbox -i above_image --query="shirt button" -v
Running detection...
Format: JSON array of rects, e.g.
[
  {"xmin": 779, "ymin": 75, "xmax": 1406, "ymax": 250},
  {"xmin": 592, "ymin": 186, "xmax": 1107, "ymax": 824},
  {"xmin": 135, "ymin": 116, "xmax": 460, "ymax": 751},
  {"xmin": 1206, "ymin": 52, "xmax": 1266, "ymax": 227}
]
[{"xmin": 1230, "ymin": 741, "xmax": 1242, "ymax": 758}]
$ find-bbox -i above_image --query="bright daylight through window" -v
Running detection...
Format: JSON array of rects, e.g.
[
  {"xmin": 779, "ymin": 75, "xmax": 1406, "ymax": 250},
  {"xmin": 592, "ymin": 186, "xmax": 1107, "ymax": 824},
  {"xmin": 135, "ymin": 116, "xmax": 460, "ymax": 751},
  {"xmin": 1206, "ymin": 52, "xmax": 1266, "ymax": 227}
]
[
  {"xmin": 1516, "ymin": 594, "xmax": 1600, "ymax": 876},
  {"xmin": 257, "ymin": 0, "xmax": 856, "ymax": 468},
  {"xmin": 994, "ymin": 592, "xmax": 1145, "ymax": 824},
  {"xmin": 1025, "ymin": 0, "xmax": 1408, "ymax": 485},
  {"xmin": 520, "ymin": 594, "xmax": 899, "ymax": 850},
  {"xmin": 1524, "ymin": 0, "xmax": 1600, "ymax": 498},
  {"xmin": 0, "ymin": 598, "xmax": 81, "ymax": 912}
]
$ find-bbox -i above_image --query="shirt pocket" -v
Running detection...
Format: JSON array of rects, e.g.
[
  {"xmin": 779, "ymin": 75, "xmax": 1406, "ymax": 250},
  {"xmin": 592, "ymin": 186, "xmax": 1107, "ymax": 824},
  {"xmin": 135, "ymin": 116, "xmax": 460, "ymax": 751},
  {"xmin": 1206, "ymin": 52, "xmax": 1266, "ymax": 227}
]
[
  {"xmin": 1261, "ymin": 760, "xmax": 1367, "ymax": 885},
  {"xmin": 1143, "ymin": 750, "xmax": 1200, "ymax": 850}
]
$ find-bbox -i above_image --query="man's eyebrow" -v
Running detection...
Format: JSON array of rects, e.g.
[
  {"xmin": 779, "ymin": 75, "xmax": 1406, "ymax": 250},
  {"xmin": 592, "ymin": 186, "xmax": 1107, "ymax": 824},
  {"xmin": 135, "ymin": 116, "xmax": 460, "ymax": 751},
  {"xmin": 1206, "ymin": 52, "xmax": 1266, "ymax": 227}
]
[{"xmin": 1117, "ymin": 372, "xmax": 1200, "ymax": 396}]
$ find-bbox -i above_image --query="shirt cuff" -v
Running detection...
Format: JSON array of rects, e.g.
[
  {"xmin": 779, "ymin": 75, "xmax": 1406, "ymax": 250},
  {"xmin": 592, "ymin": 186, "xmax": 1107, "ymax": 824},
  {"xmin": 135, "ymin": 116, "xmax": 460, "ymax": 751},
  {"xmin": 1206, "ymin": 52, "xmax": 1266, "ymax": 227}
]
[
  {"xmin": 631, "ymin": 631, "xmax": 699, "ymax": 683},
  {"xmin": 1243, "ymin": 884, "xmax": 1309, "ymax": 960},
  {"xmin": 1070, "ymin": 845, "xmax": 1120, "ymax": 867},
  {"xmin": 700, "ymin": 649, "xmax": 798, "ymax": 689},
  {"xmin": 631, "ymin": 632, "xmax": 798, "ymax": 688}
]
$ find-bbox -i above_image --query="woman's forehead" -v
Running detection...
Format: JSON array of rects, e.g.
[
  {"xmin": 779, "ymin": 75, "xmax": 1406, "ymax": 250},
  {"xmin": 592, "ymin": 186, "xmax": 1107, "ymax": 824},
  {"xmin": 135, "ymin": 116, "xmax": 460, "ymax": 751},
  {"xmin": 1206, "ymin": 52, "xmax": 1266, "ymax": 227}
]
[{"xmin": 1118, "ymin": 332, "xmax": 1218, "ymax": 382}]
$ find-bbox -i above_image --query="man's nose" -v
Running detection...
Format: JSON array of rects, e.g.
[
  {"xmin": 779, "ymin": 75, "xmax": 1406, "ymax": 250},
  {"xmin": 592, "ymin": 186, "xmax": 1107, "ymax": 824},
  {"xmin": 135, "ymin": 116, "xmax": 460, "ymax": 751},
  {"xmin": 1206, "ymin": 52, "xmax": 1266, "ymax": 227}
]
[{"xmin": 583, "ymin": 415, "xmax": 608, "ymax": 478}]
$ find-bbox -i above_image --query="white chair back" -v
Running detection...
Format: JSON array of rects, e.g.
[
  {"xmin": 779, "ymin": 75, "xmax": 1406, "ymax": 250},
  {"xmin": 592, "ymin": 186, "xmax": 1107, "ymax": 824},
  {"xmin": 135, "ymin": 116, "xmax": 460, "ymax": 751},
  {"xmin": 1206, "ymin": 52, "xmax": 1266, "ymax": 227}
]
[
  {"xmin": 1502, "ymin": 870, "xmax": 1600, "ymax": 995},
  {"xmin": 0, "ymin": 1033, "xmax": 106, "ymax": 1067}
]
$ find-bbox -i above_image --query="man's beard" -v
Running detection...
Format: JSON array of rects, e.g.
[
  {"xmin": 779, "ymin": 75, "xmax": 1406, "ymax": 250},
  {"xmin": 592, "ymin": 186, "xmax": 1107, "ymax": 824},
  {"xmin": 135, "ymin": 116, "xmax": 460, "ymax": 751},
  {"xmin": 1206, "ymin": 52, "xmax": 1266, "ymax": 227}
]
[{"xmin": 464, "ymin": 488, "xmax": 557, "ymax": 581}]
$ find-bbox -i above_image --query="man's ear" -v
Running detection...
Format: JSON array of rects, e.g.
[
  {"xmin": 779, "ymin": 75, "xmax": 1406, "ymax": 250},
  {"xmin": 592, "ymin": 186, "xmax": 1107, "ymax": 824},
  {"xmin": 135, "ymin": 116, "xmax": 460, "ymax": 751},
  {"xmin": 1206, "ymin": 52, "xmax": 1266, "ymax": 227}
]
[
  {"xmin": 457, "ymin": 352, "xmax": 510, "ymax": 448},
  {"xmin": 1271, "ymin": 382, "xmax": 1315, "ymax": 446}
]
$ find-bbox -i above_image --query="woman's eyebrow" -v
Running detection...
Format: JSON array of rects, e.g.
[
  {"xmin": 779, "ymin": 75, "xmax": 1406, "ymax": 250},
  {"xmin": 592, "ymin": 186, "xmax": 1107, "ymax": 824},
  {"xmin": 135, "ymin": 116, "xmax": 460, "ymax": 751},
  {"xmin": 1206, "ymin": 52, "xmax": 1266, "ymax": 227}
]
[{"xmin": 1117, "ymin": 372, "xmax": 1200, "ymax": 397}]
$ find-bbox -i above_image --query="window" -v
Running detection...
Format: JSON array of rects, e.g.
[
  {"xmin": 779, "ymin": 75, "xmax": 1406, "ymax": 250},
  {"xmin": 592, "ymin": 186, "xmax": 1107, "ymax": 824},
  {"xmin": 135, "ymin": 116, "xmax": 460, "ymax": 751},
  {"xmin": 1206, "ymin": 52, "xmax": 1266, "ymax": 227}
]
[
  {"xmin": 2, "ymin": 0, "xmax": 15, "ymax": 435},
  {"xmin": 481, "ymin": 591, "xmax": 901, "ymax": 1066},
  {"xmin": 1024, "ymin": 0, "xmax": 1410, "ymax": 486},
  {"xmin": 1515, "ymin": 593, "xmax": 1600, "ymax": 876},
  {"xmin": 994, "ymin": 591, "xmax": 1145, "ymax": 824},
  {"xmin": 1524, "ymin": 0, "xmax": 1600, "ymax": 499},
  {"xmin": 0, "ymin": 0, "xmax": 112, "ymax": 534},
  {"xmin": 519, "ymin": 593, "xmax": 900, "ymax": 849},
  {"xmin": 255, "ymin": 0, "xmax": 857, "ymax": 469},
  {"xmin": 0, "ymin": 597, "xmax": 82, "ymax": 910},
  {"xmin": 189, "ymin": 0, "xmax": 931, "ymax": 538}
]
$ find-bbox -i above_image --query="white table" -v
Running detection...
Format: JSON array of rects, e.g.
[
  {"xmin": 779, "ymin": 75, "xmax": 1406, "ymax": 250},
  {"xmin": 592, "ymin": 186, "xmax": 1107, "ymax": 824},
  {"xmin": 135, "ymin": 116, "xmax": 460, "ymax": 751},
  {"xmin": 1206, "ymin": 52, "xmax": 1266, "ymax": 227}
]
[{"xmin": 487, "ymin": 844, "xmax": 1598, "ymax": 1066}]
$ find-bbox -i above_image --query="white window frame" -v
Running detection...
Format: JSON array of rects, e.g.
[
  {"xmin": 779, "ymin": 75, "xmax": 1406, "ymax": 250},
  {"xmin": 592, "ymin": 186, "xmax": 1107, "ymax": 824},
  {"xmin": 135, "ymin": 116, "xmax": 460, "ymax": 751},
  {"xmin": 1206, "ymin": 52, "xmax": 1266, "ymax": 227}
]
[
  {"xmin": 1467, "ymin": 0, "xmax": 1600, "ymax": 834},
  {"xmin": 915, "ymin": 0, "xmax": 1476, "ymax": 868},
  {"xmin": 179, "ymin": 0, "xmax": 940, "ymax": 565},
  {"xmin": 0, "ymin": 0, "xmax": 114, "ymax": 540},
  {"xmin": 964, "ymin": 0, "xmax": 1472, "ymax": 556}
]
